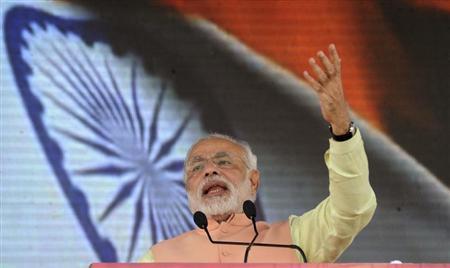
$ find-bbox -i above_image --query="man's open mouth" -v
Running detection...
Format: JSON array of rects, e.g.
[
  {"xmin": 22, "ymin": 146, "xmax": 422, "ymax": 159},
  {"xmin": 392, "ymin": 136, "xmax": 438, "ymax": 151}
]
[{"xmin": 202, "ymin": 181, "xmax": 229, "ymax": 197}]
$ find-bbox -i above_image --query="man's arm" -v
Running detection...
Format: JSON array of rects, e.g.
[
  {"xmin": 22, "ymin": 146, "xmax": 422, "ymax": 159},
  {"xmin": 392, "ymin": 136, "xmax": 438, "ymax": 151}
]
[
  {"xmin": 289, "ymin": 129, "xmax": 376, "ymax": 262},
  {"xmin": 288, "ymin": 45, "xmax": 376, "ymax": 262}
]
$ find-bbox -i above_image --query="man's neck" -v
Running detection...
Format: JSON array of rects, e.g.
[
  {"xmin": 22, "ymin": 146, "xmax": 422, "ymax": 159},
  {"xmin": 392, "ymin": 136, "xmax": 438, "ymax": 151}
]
[{"xmin": 211, "ymin": 213, "xmax": 232, "ymax": 223}]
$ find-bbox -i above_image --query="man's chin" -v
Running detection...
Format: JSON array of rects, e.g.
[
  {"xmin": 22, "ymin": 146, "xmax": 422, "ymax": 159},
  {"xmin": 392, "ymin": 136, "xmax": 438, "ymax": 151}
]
[
  {"xmin": 201, "ymin": 192, "xmax": 230, "ymax": 202},
  {"xmin": 197, "ymin": 195, "xmax": 236, "ymax": 216}
]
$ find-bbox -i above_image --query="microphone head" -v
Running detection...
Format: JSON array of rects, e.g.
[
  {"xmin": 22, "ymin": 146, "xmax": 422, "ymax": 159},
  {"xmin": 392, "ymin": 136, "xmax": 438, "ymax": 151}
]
[
  {"xmin": 193, "ymin": 211, "xmax": 208, "ymax": 229},
  {"xmin": 243, "ymin": 200, "xmax": 257, "ymax": 219}
]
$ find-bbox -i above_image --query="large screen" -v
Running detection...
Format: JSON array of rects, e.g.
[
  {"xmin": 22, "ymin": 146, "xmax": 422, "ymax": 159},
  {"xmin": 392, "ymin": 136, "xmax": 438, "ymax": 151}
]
[{"xmin": 1, "ymin": 1, "xmax": 449, "ymax": 267}]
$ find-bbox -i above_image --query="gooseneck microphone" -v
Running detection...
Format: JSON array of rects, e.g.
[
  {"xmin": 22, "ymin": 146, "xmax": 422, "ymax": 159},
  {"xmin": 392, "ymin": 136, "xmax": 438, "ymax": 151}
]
[
  {"xmin": 193, "ymin": 211, "xmax": 250, "ymax": 247},
  {"xmin": 243, "ymin": 200, "xmax": 258, "ymax": 263},
  {"xmin": 242, "ymin": 200, "xmax": 308, "ymax": 263},
  {"xmin": 193, "ymin": 201, "xmax": 308, "ymax": 263}
]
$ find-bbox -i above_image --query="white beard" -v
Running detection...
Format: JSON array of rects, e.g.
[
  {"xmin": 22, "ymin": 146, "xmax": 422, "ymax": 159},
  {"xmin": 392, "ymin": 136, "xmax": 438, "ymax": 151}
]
[{"xmin": 187, "ymin": 174, "xmax": 256, "ymax": 217}]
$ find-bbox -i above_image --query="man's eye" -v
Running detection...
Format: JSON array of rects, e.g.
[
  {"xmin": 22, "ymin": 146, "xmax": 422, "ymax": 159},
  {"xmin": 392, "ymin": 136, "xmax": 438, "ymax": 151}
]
[
  {"xmin": 192, "ymin": 164, "xmax": 202, "ymax": 172},
  {"xmin": 217, "ymin": 160, "xmax": 232, "ymax": 166}
]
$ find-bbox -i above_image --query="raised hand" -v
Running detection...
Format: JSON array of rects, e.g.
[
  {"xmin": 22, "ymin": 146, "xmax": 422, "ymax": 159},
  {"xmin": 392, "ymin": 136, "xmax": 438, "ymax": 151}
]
[{"xmin": 303, "ymin": 44, "xmax": 351, "ymax": 135}]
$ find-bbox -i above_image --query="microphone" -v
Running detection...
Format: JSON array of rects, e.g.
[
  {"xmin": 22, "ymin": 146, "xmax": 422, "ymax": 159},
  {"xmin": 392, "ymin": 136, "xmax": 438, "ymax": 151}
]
[
  {"xmin": 193, "ymin": 211, "xmax": 250, "ymax": 247},
  {"xmin": 193, "ymin": 211, "xmax": 208, "ymax": 229},
  {"xmin": 193, "ymin": 204, "xmax": 308, "ymax": 263},
  {"xmin": 242, "ymin": 200, "xmax": 308, "ymax": 263},
  {"xmin": 243, "ymin": 200, "xmax": 258, "ymax": 263},
  {"xmin": 243, "ymin": 200, "xmax": 257, "ymax": 219}
]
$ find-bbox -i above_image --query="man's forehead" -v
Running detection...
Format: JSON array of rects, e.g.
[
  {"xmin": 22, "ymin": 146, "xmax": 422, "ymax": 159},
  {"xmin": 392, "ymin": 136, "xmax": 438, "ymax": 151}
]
[{"xmin": 188, "ymin": 138, "xmax": 245, "ymax": 159}]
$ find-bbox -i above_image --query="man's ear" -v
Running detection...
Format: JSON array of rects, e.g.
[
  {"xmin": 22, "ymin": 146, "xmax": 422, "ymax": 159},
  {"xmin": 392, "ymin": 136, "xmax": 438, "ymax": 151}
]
[{"xmin": 249, "ymin": 169, "xmax": 260, "ymax": 194}]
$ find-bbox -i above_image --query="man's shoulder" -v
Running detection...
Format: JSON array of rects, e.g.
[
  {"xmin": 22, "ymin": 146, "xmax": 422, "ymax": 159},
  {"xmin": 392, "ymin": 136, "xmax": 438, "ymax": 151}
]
[
  {"xmin": 256, "ymin": 219, "xmax": 292, "ymax": 242},
  {"xmin": 150, "ymin": 229, "xmax": 213, "ymax": 261},
  {"xmin": 258, "ymin": 219, "xmax": 290, "ymax": 230},
  {"xmin": 151, "ymin": 229, "xmax": 199, "ymax": 250}
]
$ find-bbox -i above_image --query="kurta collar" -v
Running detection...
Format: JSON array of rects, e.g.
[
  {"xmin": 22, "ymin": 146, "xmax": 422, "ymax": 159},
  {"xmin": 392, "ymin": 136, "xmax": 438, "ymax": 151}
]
[{"xmin": 195, "ymin": 213, "xmax": 252, "ymax": 233}]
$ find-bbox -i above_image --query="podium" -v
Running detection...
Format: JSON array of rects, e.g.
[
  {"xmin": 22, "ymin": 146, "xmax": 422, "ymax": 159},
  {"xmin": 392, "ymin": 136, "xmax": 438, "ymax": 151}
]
[{"xmin": 90, "ymin": 264, "xmax": 450, "ymax": 268}]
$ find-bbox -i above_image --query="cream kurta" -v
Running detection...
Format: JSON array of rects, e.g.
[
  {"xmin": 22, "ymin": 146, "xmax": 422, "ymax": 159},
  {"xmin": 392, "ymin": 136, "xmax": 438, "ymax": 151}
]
[{"xmin": 140, "ymin": 129, "xmax": 376, "ymax": 263}]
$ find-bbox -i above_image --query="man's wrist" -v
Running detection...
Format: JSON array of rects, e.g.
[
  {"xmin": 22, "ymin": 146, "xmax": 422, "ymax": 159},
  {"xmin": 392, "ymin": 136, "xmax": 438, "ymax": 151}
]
[{"xmin": 329, "ymin": 121, "xmax": 356, "ymax": 141}]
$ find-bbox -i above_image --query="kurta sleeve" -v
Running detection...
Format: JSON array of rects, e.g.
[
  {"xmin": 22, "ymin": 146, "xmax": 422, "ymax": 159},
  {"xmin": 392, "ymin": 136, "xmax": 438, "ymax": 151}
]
[{"xmin": 289, "ymin": 129, "xmax": 377, "ymax": 262}]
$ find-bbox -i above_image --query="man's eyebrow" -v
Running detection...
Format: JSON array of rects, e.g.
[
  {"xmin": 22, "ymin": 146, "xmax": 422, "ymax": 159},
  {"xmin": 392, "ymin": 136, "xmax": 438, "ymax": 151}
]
[
  {"xmin": 214, "ymin": 151, "xmax": 230, "ymax": 158},
  {"xmin": 189, "ymin": 155, "xmax": 205, "ymax": 163},
  {"xmin": 188, "ymin": 151, "xmax": 231, "ymax": 163}
]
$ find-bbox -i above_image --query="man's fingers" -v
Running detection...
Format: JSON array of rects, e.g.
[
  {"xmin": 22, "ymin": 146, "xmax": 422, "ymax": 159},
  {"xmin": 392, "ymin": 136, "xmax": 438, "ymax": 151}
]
[
  {"xmin": 329, "ymin": 44, "xmax": 341, "ymax": 73},
  {"xmin": 308, "ymin": 58, "xmax": 328, "ymax": 84},
  {"xmin": 318, "ymin": 51, "xmax": 335, "ymax": 76},
  {"xmin": 303, "ymin": 71, "xmax": 322, "ymax": 92}
]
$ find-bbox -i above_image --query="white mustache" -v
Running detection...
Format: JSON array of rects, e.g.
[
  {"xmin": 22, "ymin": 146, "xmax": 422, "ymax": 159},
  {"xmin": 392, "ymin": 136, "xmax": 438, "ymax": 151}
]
[
  {"xmin": 188, "ymin": 173, "xmax": 256, "ymax": 217},
  {"xmin": 196, "ymin": 175, "xmax": 235, "ymax": 198}
]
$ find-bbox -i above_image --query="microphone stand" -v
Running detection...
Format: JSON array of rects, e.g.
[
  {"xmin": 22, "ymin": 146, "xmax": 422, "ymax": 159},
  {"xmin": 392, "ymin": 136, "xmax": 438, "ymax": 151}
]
[
  {"xmin": 203, "ymin": 226, "xmax": 248, "ymax": 246},
  {"xmin": 195, "ymin": 208, "xmax": 308, "ymax": 263},
  {"xmin": 202, "ymin": 224, "xmax": 307, "ymax": 263},
  {"xmin": 244, "ymin": 216, "xmax": 258, "ymax": 263}
]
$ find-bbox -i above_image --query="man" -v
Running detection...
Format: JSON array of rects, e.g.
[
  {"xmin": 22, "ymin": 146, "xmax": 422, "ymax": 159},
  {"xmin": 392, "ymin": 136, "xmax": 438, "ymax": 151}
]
[{"xmin": 140, "ymin": 44, "xmax": 376, "ymax": 263}]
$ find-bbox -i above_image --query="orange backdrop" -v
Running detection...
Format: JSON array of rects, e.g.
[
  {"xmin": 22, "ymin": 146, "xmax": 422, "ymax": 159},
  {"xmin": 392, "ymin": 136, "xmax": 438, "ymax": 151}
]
[{"xmin": 161, "ymin": 0, "xmax": 450, "ymax": 132}]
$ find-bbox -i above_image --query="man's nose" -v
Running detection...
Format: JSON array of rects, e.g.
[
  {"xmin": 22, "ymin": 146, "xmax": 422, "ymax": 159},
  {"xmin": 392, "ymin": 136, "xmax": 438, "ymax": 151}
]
[{"xmin": 203, "ymin": 160, "xmax": 219, "ymax": 177}]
